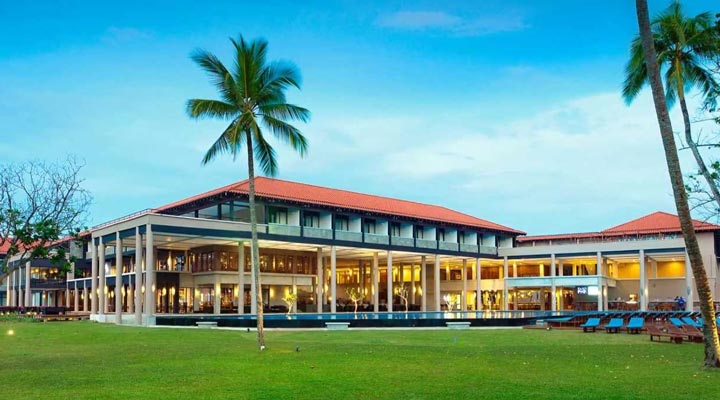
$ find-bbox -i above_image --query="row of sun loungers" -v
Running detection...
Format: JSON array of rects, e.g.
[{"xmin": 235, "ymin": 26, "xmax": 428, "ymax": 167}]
[{"xmin": 577, "ymin": 314, "xmax": 720, "ymax": 344}]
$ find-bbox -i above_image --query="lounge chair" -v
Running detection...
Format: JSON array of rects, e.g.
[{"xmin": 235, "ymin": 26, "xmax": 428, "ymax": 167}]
[
  {"xmin": 666, "ymin": 323, "xmax": 702, "ymax": 343},
  {"xmin": 681, "ymin": 317, "xmax": 702, "ymax": 328},
  {"xmin": 604, "ymin": 318, "xmax": 624, "ymax": 333},
  {"xmin": 646, "ymin": 324, "xmax": 683, "ymax": 344},
  {"xmin": 626, "ymin": 317, "xmax": 644, "ymax": 334},
  {"xmin": 580, "ymin": 317, "xmax": 601, "ymax": 333}
]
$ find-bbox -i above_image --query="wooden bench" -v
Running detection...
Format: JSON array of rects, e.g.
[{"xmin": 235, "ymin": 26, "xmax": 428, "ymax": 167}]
[
  {"xmin": 647, "ymin": 324, "xmax": 683, "ymax": 344},
  {"xmin": 196, "ymin": 321, "xmax": 218, "ymax": 329},
  {"xmin": 325, "ymin": 322, "xmax": 350, "ymax": 330},
  {"xmin": 446, "ymin": 322, "xmax": 471, "ymax": 330}
]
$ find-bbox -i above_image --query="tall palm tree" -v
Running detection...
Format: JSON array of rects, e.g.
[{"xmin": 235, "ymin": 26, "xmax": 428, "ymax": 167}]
[
  {"xmin": 187, "ymin": 35, "xmax": 309, "ymax": 349},
  {"xmin": 624, "ymin": 1, "xmax": 720, "ymax": 207},
  {"xmin": 634, "ymin": 0, "xmax": 720, "ymax": 368}
]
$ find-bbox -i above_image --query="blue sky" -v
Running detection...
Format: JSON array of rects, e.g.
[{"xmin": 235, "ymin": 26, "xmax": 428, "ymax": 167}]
[{"xmin": 1, "ymin": 0, "xmax": 717, "ymax": 235}]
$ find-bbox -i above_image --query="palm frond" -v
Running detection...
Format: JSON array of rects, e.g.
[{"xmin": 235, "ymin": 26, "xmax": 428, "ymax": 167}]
[
  {"xmin": 261, "ymin": 114, "xmax": 309, "ymax": 157},
  {"xmin": 186, "ymin": 99, "xmax": 238, "ymax": 120},
  {"xmin": 190, "ymin": 49, "xmax": 240, "ymax": 106},
  {"xmin": 252, "ymin": 126, "xmax": 278, "ymax": 176},
  {"xmin": 259, "ymin": 103, "xmax": 310, "ymax": 123},
  {"xmin": 201, "ymin": 119, "xmax": 247, "ymax": 164}
]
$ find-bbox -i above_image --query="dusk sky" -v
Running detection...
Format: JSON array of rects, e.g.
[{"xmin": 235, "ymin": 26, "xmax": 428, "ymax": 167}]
[{"xmin": 1, "ymin": 0, "xmax": 717, "ymax": 235}]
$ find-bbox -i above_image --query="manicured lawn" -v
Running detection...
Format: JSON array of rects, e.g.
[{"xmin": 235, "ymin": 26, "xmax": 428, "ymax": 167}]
[{"xmin": 0, "ymin": 322, "xmax": 717, "ymax": 399}]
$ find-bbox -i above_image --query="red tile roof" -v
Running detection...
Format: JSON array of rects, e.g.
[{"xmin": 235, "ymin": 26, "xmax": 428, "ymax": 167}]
[
  {"xmin": 0, "ymin": 241, "xmax": 10, "ymax": 255},
  {"xmin": 159, "ymin": 177, "xmax": 524, "ymax": 234},
  {"xmin": 518, "ymin": 211, "xmax": 720, "ymax": 242}
]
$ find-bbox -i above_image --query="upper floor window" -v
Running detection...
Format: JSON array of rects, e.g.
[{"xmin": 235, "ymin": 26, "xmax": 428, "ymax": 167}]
[
  {"xmin": 198, "ymin": 205, "xmax": 219, "ymax": 220},
  {"xmin": 415, "ymin": 225, "xmax": 424, "ymax": 239},
  {"xmin": 268, "ymin": 207, "xmax": 288, "ymax": 224},
  {"xmin": 363, "ymin": 219, "xmax": 376, "ymax": 234},
  {"xmin": 437, "ymin": 228, "xmax": 446, "ymax": 242},
  {"xmin": 335, "ymin": 215, "xmax": 349, "ymax": 231},
  {"xmin": 390, "ymin": 222, "xmax": 401, "ymax": 237},
  {"xmin": 303, "ymin": 211, "xmax": 320, "ymax": 228}
]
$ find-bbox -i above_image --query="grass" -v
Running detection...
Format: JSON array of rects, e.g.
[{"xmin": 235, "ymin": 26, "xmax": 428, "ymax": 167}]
[{"xmin": 0, "ymin": 322, "xmax": 718, "ymax": 399}]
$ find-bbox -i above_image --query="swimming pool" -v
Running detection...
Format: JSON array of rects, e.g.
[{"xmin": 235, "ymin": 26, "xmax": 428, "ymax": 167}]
[{"xmin": 156, "ymin": 310, "xmax": 568, "ymax": 328}]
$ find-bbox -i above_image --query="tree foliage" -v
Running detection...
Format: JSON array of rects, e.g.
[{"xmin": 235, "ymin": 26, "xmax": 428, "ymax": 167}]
[{"xmin": 0, "ymin": 157, "xmax": 90, "ymax": 273}]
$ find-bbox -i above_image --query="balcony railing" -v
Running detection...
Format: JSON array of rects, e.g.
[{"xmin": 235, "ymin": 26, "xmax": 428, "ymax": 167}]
[
  {"xmin": 479, "ymin": 245, "xmax": 497, "ymax": 255},
  {"xmin": 439, "ymin": 241, "xmax": 459, "ymax": 252},
  {"xmin": 303, "ymin": 227, "xmax": 333, "ymax": 240},
  {"xmin": 335, "ymin": 230, "xmax": 363, "ymax": 242},
  {"xmin": 459, "ymin": 243, "xmax": 479, "ymax": 253},
  {"xmin": 268, "ymin": 223, "xmax": 301, "ymax": 236},
  {"xmin": 364, "ymin": 233, "xmax": 389, "ymax": 245},
  {"xmin": 391, "ymin": 236, "xmax": 415, "ymax": 247},
  {"xmin": 415, "ymin": 238, "xmax": 437, "ymax": 249}
]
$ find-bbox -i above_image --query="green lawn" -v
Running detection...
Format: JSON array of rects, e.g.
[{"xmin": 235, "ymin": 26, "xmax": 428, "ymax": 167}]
[{"xmin": 0, "ymin": 322, "xmax": 717, "ymax": 399}]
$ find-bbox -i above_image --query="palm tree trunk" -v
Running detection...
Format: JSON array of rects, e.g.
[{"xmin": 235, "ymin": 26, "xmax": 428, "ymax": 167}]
[
  {"xmin": 676, "ymin": 73, "xmax": 720, "ymax": 208},
  {"xmin": 246, "ymin": 133, "xmax": 265, "ymax": 349},
  {"xmin": 636, "ymin": 0, "xmax": 720, "ymax": 368}
]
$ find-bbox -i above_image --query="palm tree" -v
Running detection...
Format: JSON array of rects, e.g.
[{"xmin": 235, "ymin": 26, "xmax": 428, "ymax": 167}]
[
  {"xmin": 187, "ymin": 35, "xmax": 310, "ymax": 349},
  {"xmin": 634, "ymin": 0, "xmax": 720, "ymax": 368},
  {"xmin": 624, "ymin": 1, "xmax": 720, "ymax": 207}
]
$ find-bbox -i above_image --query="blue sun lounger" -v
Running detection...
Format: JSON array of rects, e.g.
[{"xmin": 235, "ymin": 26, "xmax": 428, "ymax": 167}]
[
  {"xmin": 681, "ymin": 317, "xmax": 702, "ymax": 328},
  {"xmin": 580, "ymin": 318, "xmax": 601, "ymax": 332},
  {"xmin": 625, "ymin": 317, "xmax": 644, "ymax": 334},
  {"xmin": 604, "ymin": 318, "xmax": 624, "ymax": 333}
]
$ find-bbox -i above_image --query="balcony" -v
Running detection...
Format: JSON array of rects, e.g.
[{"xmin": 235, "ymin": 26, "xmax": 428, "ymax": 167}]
[
  {"xmin": 459, "ymin": 243, "xmax": 479, "ymax": 253},
  {"xmin": 335, "ymin": 230, "xmax": 363, "ymax": 242},
  {"xmin": 303, "ymin": 227, "xmax": 333, "ymax": 240},
  {"xmin": 415, "ymin": 239, "xmax": 437, "ymax": 249},
  {"xmin": 391, "ymin": 236, "xmax": 415, "ymax": 247},
  {"xmin": 364, "ymin": 233, "xmax": 389, "ymax": 245},
  {"xmin": 439, "ymin": 241, "xmax": 459, "ymax": 252},
  {"xmin": 479, "ymin": 245, "xmax": 497, "ymax": 255},
  {"xmin": 268, "ymin": 223, "xmax": 301, "ymax": 236}
]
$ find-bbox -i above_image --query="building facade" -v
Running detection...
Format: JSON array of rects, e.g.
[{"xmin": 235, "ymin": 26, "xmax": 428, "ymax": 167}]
[{"xmin": 1, "ymin": 178, "xmax": 718, "ymax": 324}]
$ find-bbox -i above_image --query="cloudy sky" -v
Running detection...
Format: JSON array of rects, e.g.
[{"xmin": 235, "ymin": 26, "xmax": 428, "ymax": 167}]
[{"xmin": 1, "ymin": 0, "xmax": 717, "ymax": 235}]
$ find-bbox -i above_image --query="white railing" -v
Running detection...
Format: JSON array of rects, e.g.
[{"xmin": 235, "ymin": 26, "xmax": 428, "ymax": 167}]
[
  {"xmin": 303, "ymin": 227, "xmax": 333, "ymax": 240},
  {"xmin": 335, "ymin": 230, "xmax": 363, "ymax": 242},
  {"xmin": 268, "ymin": 224, "xmax": 301, "ymax": 236},
  {"xmin": 364, "ymin": 233, "xmax": 389, "ymax": 245}
]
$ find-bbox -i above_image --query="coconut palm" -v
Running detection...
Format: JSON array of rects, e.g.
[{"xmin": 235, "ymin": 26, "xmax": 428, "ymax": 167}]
[
  {"xmin": 633, "ymin": 0, "xmax": 720, "ymax": 368},
  {"xmin": 624, "ymin": 1, "xmax": 720, "ymax": 207},
  {"xmin": 187, "ymin": 35, "xmax": 309, "ymax": 349}
]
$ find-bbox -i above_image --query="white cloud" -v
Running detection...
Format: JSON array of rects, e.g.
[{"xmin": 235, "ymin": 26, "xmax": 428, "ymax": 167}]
[{"xmin": 375, "ymin": 10, "xmax": 527, "ymax": 36}]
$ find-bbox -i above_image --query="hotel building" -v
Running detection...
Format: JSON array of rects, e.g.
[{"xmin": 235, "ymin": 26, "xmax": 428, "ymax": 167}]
[{"xmin": 1, "ymin": 178, "xmax": 718, "ymax": 324}]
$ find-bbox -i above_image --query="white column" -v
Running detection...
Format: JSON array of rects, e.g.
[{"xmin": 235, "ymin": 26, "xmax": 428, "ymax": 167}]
[
  {"xmin": 386, "ymin": 250, "xmax": 393, "ymax": 312},
  {"xmin": 434, "ymin": 255, "xmax": 441, "ymax": 311},
  {"xmin": 250, "ymin": 244, "xmax": 257, "ymax": 315},
  {"xmin": 597, "ymin": 277, "xmax": 603, "ymax": 311},
  {"xmin": 3, "ymin": 275, "xmax": 9, "ymax": 306},
  {"xmin": 684, "ymin": 252, "xmax": 693, "ymax": 311},
  {"xmin": 83, "ymin": 285, "xmax": 88, "ymax": 312},
  {"xmin": 558, "ymin": 257, "xmax": 564, "ymax": 277},
  {"xmin": 25, "ymin": 262, "xmax": 31, "ymax": 307},
  {"xmin": 410, "ymin": 263, "xmax": 416, "ymax": 305},
  {"xmin": 115, "ymin": 232, "xmax": 122, "ymax": 324},
  {"xmin": 144, "ymin": 224, "xmax": 155, "ymax": 322},
  {"xmin": 596, "ymin": 251, "xmax": 603, "ymax": 277},
  {"xmin": 421, "ymin": 256, "xmax": 427, "ymax": 312},
  {"xmin": 372, "ymin": 252, "xmax": 379, "ymax": 312},
  {"xmin": 127, "ymin": 283, "xmax": 134, "ymax": 314},
  {"xmin": 639, "ymin": 249, "xmax": 647, "ymax": 311},
  {"xmin": 73, "ymin": 285, "xmax": 79, "ymax": 312},
  {"xmin": 330, "ymin": 246, "xmax": 337, "ymax": 313},
  {"xmin": 134, "ymin": 227, "xmax": 142, "ymax": 324},
  {"xmin": 503, "ymin": 256, "xmax": 509, "ymax": 311},
  {"xmin": 98, "ymin": 238, "xmax": 106, "ymax": 314},
  {"xmin": 550, "ymin": 253, "xmax": 557, "ymax": 311},
  {"xmin": 603, "ymin": 285, "xmax": 608, "ymax": 311},
  {"xmin": 475, "ymin": 258, "xmax": 482, "ymax": 311},
  {"xmin": 238, "ymin": 242, "xmax": 245, "ymax": 314},
  {"xmin": 316, "ymin": 247, "xmax": 323, "ymax": 313},
  {"xmin": 461, "ymin": 259, "xmax": 468, "ymax": 311},
  {"xmin": 91, "ymin": 239, "xmax": 98, "ymax": 314},
  {"xmin": 213, "ymin": 275, "xmax": 221, "ymax": 315}
]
